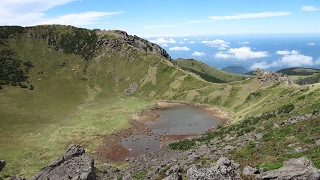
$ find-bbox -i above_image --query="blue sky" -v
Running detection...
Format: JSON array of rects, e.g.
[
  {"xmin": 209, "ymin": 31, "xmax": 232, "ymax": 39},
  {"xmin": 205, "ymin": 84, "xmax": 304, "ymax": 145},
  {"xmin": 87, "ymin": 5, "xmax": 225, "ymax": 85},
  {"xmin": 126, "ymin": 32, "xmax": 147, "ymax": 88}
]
[{"xmin": 1, "ymin": 0, "xmax": 320, "ymax": 36}]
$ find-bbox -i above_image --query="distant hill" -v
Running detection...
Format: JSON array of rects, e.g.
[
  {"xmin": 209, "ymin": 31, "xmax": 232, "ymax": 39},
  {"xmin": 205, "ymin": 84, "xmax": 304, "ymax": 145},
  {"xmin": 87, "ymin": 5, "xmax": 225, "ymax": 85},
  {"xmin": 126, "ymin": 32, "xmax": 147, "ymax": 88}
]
[
  {"xmin": 176, "ymin": 59, "xmax": 248, "ymax": 83},
  {"xmin": 277, "ymin": 67, "xmax": 320, "ymax": 85},
  {"xmin": 221, "ymin": 66, "xmax": 250, "ymax": 75}
]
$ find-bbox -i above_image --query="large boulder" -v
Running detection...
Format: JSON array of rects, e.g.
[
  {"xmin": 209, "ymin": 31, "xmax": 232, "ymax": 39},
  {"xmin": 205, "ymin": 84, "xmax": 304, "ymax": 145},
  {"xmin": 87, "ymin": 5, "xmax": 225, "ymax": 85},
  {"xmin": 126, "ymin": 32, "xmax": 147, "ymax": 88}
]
[
  {"xmin": 0, "ymin": 160, "xmax": 5, "ymax": 171},
  {"xmin": 256, "ymin": 157, "xmax": 320, "ymax": 180},
  {"xmin": 186, "ymin": 157, "xmax": 242, "ymax": 180},
  {"xmin": 28, "ymin": 144, "xmax": 96, "ymax": 180}
]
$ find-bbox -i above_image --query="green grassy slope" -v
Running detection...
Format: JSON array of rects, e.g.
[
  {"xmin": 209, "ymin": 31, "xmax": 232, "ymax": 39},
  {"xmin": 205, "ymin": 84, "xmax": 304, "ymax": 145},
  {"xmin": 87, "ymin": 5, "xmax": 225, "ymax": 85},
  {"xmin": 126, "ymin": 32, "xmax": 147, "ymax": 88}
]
[
  {"xmin": 0, "ymin": 25, "xmax": 320, "ymax": 178},
  {"xmin": 176, "ymin": 58, "xmax": 248, "ymax": 83},
  {"xmin": 277, "ymin": 67, "xmax": 320, "ymax": 85}
]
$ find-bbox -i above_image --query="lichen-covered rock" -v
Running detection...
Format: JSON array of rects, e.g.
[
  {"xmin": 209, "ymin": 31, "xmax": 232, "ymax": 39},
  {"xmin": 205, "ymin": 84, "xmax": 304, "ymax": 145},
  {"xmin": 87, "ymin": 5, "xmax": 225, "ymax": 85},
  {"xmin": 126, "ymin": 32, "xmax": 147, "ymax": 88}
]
[
  {"xmin": 186, "ymin": 157, "xmax": 242, "ymax": 180},
  {"xmin": 256, "ymin": 157, "xmax": 320, "ymax": 180},
  {"xmin": 28, "ymin": 144, "xmax": 96, "ymax": 180}
]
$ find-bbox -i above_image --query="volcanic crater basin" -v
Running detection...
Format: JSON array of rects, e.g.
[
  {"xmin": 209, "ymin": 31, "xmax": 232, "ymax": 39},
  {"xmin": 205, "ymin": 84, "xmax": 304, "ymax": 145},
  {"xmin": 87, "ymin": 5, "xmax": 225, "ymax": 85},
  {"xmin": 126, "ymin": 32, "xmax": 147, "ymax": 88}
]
[{"xmin": 101, "ymin": 101, "xmax": 229, "ymax": 162}]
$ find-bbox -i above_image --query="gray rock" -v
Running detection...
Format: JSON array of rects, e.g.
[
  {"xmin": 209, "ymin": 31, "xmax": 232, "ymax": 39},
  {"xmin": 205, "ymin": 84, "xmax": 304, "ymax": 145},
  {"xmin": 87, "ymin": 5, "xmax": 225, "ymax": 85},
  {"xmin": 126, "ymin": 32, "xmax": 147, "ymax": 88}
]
[
  {"xmin": 293, "ymin": 147, "xmax": 307, "ymax": 153},
  {"xmin": 187, "ymin": 153, "xmax": 200, "ymax": 162},
  {"xmin": 0, "ymin": 160, "xmax": 5, "ymax": 171},
  {"xmin": 162, "ymin": 172, "xmax": 182, "ymax": 180},
  {"xmin": 124, "ymin": 82, "xmax": 138, "ymax": 94},
  {"xmin": 186, "ymin": 157, "xmax": 242, "ymax": 180},
  {"xmin": 316, "ymin": 139, "xmax": 320, "ymax": 146},
  {"xmin": 122, "ymin": 173, "xmax": 133, "ymax": 180},
  {"xmin": 223, "ymin": 145, "xmax": 235, "ymax": 151},
  {"xmin": 29, "ymin": 144, "xmax": 96, "ymax": 180},
  {"xmin": 256, "ymin": 157, "xmax": 320, "ymax": 180},
  {"xmin": 165, "ymin": 165, "xmax": 180, "ymax": 176},
  {"xmin": 254, "ymin": 133, "xmax": 263, "ymax": 141},
  {"xmin": 243, "ymin": 166, "xmax": 258, "ymax": 175},
  {"xmin": 9, "ymin": 176, "xmax": 26, "ymax": 180}
]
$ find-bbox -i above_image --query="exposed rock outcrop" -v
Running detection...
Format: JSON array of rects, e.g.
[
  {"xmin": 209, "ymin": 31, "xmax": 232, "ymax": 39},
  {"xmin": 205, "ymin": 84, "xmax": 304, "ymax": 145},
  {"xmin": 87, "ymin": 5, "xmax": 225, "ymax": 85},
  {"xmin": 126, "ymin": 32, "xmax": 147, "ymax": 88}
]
[
  {"xmin": 186, "ymin": 157, "xmax": 242, "ymax": 180},
  {"xmin": 28, "ymin": 144, "xmax": 96, "ymax": 180},
  {"xmin": 254, "ymin": 68, "xmax": 294, "ymax": 85},
  {"xmin": 97, "ymin": 30, "xmax": 172, "ymax": 61},
  {"xmin": 256, "ymin": 157, "xmax": 320, "ymax": 180},
  {"xmin": 0, "ymin": 160, "xmax": 5, "ymax": 171}
]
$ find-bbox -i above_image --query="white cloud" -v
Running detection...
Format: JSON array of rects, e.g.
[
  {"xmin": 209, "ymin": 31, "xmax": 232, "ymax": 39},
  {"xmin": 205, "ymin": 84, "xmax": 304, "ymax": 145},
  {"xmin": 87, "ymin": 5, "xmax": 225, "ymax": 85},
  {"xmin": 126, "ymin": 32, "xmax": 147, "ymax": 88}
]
[
  {"xmin": 169, "ymin": 46, "xmax": 190, "ymax": 51},
  {"xmin": 202, "ymin": 39, "xmax": 230, "ymax": 50},
  {"xmin": 215, "ymin": 46, "xmax": 268, "ymax": 60},
  {"xmin": 192, "ymin": 51, "xmax": 206, "ymax": 56},
  {"xmin": 250, "ymin": 50, "xmax": 318, "ymax": 70},
  {"xmin": 301, "ymin": 6, "xmax": 319, "ymax": 12},
  {"xmin": 215, "ymin": 52, "xmax": 232, "ymax": 59},
  {"xmin": 238, "ymin": 41, "xmax": 250, "ymax": 45},
  {"xmin": 0, "ymin": 0, "xmax": 123, "ymax": 26},
  {"xmin": 150, "ymin": 37, "xmax": 176, "ymax": 44},
  {"xmin": 276, "ymin": 50, "xmax": 299, "ymax": 55},
  {"xmin": 250, "ymin": 61, "xmax": 280, "ymax": 70},
  {"xmin": 161, "ymin": 44, "xmax": 168, "ymax": 47},
  {"xmin": 184, "ymin": 38, "xmax": 188, "ymax": 41},
  {"xmin": 281, "ymin": 54, "xmax": 314, "ymax": 67},
  {"xmin": 208, "ymin": 12, "xmax": 291, "ymax": 21},
  {"xmin": 179, "ymin": 41, "xmax": 185, "ymax": 44},
  {"xmin": 190, "ymin": 41, "xmax": 195, "ymax": 44},
  {"xmin": 307, "ymin": 42, "xmax": 316, "ymax": 46}
]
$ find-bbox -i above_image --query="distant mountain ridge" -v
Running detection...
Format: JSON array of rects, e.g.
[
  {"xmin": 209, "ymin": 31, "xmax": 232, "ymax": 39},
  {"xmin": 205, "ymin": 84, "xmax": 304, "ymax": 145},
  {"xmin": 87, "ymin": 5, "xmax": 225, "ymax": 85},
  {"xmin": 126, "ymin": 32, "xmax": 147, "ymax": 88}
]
[{"xmin": 221, "ymin": 66, "xmax": 250, "ymax": 74}]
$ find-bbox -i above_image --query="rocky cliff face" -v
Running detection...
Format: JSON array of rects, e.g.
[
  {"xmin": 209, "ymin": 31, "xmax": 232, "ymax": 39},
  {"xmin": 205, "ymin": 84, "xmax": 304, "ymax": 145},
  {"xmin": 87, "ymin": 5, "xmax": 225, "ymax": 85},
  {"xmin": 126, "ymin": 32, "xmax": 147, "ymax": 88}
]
[{"xmin": 97, "ymin": 30, "xmax": 172, "ymax": 61}]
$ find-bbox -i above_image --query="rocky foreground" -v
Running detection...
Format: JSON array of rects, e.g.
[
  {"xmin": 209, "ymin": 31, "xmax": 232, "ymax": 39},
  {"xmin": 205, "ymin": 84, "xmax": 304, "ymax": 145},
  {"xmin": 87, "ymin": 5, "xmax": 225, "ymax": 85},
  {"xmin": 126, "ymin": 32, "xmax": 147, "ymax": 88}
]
[{"xmin": 5, "ymin": 144, "xmax": 320, "ymax": 180}]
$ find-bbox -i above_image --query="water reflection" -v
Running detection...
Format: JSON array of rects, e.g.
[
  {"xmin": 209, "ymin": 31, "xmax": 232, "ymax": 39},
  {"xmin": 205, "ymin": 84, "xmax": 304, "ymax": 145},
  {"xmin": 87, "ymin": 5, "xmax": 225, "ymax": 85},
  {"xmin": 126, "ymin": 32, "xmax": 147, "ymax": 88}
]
[{"xmin": 120, "ymin": 105, "xmax": 221, "ymax": 159}]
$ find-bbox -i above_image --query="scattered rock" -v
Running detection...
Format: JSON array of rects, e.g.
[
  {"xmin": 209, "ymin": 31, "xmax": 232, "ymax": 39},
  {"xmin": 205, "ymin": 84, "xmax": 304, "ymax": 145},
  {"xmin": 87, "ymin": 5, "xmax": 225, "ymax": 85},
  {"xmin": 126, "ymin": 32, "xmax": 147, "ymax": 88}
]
[
  {"xmin": 187, "ymin": 153, "xmax": 200, "ymax": 162},
  {"xmin": 254, "ymin": 133, "xmax": 263, "ymax": 141},
  {"xmin": 287, "ymin": 114, "xmax": 314, "ymax": 124},
  {"xmin": 256, "ymin": 157, "xmax": 320, "ymax": 180},
  {"xmin": 186, "ymin": 157, "xmax": 242, "ymax": 180},
  {"xmin": 0, "ymin": 160, "xmax": 6, "ymax": 171},
  {"xmin": 316, "ymin": 139, "xmax": 320, "ymax": 146},
  {"xmin": 292, "ymin": 147, "xmax": 307, "ymax": 153},
  {"xmin": 165, "ymin": 165, "xmax": 181, "ymax": 176},
  {"xmin": 122, "ymin": 173, "xmax": 133, "ymax": 180},
  {"xmin": 8, "ymin": 176, "xmax": 26, "ymax": 180},
  {"xmin": 28, "ymin": 144, "xmax": 96, "ymax": 180},
  {"xmin": 243, "ymin": 166, "xmax": 258, "ymax": 175},
  {"xmin": 273, "ymin": 123, "xmax": 280, "ymax": 129},
  {"xmin": 223, "ymin": 145, "xmax": 235, "ymax": 151},
  {"xmin": 124, "ymin": 82, "xmax": 138, "ymax": 94},
  {"xmin": 162, "ymin": 172, "xmax": 182, "ymax": 180}
]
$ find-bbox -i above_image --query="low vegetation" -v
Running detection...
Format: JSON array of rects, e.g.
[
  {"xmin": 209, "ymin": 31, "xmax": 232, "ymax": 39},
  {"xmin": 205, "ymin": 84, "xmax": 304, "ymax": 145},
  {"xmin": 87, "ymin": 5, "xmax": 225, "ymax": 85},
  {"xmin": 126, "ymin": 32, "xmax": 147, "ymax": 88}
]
[{"xmin": 1, "ymin": 25, "xmax": 320, "ymax": 178}]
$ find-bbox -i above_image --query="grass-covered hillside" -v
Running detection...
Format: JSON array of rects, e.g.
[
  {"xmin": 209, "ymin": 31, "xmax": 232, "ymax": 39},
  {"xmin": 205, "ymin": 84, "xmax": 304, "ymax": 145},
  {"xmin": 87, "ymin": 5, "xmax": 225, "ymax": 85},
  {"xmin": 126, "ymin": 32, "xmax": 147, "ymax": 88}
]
[
  {"xmin": 0, "ymin": 25, "xmax": 320, "ymax": 178},
  {"xmin": 176, "ymin": 58, "xmax": 248, "ymax": 83},
  {"xmin": 277, "ymin": 67, "xmax": 320, "ymax": 85}
]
